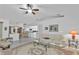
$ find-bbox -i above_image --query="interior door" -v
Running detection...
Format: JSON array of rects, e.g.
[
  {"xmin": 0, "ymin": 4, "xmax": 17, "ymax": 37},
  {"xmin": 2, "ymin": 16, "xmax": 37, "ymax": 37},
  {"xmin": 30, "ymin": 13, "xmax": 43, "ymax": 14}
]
[{"xmin": 0, "ymin": 22, "xmax": 3, "ymax": 38}]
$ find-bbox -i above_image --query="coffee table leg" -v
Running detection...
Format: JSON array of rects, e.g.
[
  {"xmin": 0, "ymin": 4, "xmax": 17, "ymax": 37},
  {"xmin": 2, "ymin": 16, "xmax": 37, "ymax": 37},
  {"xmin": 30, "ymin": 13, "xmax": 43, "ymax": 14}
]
[{"xmin": 44, "ymin": 45, "xmax": 48, "ymax": 52}]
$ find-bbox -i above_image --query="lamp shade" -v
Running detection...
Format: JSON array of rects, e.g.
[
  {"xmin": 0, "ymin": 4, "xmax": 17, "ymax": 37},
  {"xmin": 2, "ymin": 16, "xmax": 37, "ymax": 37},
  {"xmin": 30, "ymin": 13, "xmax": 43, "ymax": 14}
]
[
  {"xmin": 70, "ymin": 31, "xmax": 77, "ymax": 36},
  {"xmin": 70, "ymin": 31, "xmax": 77, "ymax": 40}
]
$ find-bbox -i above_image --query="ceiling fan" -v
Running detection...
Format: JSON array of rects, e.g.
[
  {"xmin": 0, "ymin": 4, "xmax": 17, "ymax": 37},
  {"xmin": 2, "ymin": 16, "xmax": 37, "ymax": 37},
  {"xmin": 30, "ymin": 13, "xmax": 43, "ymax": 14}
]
[{"xmin": 19, "ymin": 4, "xmax": 39, "ymax": 15}]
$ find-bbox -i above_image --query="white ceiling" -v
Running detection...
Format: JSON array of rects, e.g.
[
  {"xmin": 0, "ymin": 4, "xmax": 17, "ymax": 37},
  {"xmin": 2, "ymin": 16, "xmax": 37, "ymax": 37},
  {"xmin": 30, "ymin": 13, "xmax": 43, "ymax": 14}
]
[{"xmin": 0, "ymin": 4, "xmax": 79, "ymax": 25}]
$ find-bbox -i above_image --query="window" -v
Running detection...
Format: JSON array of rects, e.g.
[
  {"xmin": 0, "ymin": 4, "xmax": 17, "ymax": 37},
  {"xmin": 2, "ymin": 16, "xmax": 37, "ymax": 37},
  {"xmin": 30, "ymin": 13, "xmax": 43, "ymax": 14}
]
[
  {"xmin": 13, "ymin": 28, "xmax": 15, "ymax": 33},
  {"xmin": 49, "ymin": 24, "xmax": 58, "ymax": 32},
  {"xmin": 9, "ymin": 26, "xmax": 11, "ymax": 34},
  {"xmin": 45, "ymin": 27, "xmax": 48, "ymax": 30},
  {"xmin": 4, "ymin": 27, "xmax": 7, "ymax": 31}
]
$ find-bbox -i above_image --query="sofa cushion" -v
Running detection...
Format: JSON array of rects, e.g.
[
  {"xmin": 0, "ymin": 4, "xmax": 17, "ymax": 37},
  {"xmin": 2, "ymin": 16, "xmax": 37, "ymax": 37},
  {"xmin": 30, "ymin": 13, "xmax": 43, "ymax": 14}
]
[{"xmin": 0, "ymin": 41, "xmax": 11, "ymax": 48}]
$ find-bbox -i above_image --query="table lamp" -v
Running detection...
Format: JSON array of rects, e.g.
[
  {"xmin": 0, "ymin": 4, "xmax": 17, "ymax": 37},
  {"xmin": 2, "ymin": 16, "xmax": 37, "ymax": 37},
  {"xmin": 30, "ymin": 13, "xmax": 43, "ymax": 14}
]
[{"xmin": 70, "ymin": 31, "xmax": 77, "ymax": 40}]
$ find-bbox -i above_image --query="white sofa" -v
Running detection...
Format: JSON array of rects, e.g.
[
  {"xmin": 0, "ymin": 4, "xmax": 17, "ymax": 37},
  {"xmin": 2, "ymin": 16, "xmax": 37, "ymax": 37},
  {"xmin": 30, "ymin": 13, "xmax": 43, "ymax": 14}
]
[{"xmin": 0, "ymin": 39, "xmax": 11, "ymax": 50}]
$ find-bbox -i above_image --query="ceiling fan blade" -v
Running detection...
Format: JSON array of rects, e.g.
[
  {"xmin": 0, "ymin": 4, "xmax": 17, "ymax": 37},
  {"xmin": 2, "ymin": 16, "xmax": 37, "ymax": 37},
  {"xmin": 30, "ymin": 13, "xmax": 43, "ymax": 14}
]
[
  {"xmin": 32, "ymin": 12, "xmax": 36, "ymax": 15},
  {"xmin": 19, "ymin": 7, "xmax": 27, "ymax": 10},
  {"xmin": 32, "ymin": 9, "xmax": 39, "ymax": 11},
  {"xmin": 25, "ymin": 11, "xmax": 28, "ymax": 14},
  {"xmin": 27, "ymin": 4, "xmax": 33, "ymax": 9}
]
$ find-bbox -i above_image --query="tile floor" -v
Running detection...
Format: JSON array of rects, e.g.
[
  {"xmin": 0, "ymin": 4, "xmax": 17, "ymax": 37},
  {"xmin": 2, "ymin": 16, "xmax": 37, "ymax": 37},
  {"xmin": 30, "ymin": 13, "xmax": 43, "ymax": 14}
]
[
  {"xmin": 0, "ymin": 38, "xmax": 79, "ymax": 55},
  {"xmin": 0, "ymin": 43, "xmax": 78, "ymax": 55}
]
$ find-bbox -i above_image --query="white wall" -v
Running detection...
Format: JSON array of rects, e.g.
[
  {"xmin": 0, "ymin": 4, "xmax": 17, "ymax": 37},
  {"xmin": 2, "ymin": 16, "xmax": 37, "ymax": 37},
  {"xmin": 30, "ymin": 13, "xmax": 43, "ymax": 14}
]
[
  {"xmin": 38, "ymin": 17, "xmax": 79, "ymax": 35},
  {"xmin": 0, "ymin": 19, "xmax": 9, "ymax": 39},
  {"xmin": 2, "ymin": 20, "xmax": 9, "ymax": 39}
]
